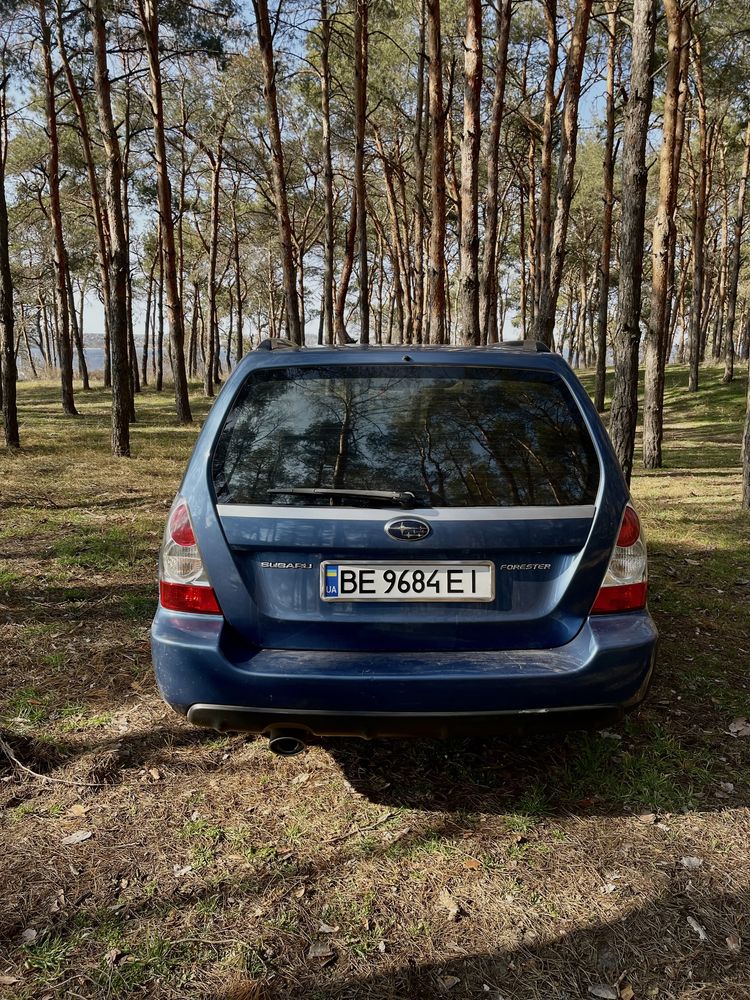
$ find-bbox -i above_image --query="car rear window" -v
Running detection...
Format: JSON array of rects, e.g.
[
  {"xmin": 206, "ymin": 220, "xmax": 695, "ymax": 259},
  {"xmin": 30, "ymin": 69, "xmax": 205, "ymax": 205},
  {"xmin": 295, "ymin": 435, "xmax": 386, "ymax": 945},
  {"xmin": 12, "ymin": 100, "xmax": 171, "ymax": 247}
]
[{"xmin": 212, "ymin": 364, "xmax": 600, "ymax": 507}]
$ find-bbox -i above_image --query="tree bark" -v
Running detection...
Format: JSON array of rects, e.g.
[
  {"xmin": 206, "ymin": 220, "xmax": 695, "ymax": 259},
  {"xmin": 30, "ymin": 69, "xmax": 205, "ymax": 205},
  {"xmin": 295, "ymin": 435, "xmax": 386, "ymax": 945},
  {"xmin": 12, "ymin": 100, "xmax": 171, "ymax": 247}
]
[
  {"xmin": 39, "ymin": 0, "xmax": 77, "ymax": 417},
  {"xmin": 533, "ymin": 0, "xmax": 594, "ymax": 348},
  {"xmin": 136, "ymin": 0, "xmax": 192, "ymax": 421},
  {"xmin": 609, "ymin": 0, "xmax": 656, "ymax": 484},
  {"xmin": 120, "ymin": 83, "xmax": 138, "ymax": 415},
  {"xmin": 320, "ymin": 0, "xmax": 334, "ymax": 345},
  {"xmin": 252, "ymin": 0, "xmax": 303, "ymax": 346},
  {"xmin": 413, "ymin": 0, "xmax": 427, "ymax": 345},
  {"xmin": 205, "ymin": 118, "xmax": 227, "ymax": 397},
  {"xmin": 688, "ymin": 20, "xmax": 708, "ymax": 393},
  {"xmin": 594, "ymin": 0, "xmax": 619, "ymax": 413},
  {"xmin": 353, "ymin": 0, "xmax": 370, "ymax": 344},
  {"xmin": 334, "ymin": 197, "xmax": 357, "ymax": 344},
  {"xmin": 743, "ymin": 357, "xmax": 750, "ymax": 507},
  {"xmin": 722, "ymin": 117, "xmax": 750, "ymax": 384},
  {"xmin": 67, "ymin": 272, "xmax": 89, "ymax": 390},
  {"xmin": 142, "ymin": 252, "xmax": 157, "ymax": 387},
  {"xmin": 55, "ymin": 0, "xmax": 111, "ymax": 383},
  {"xmin": 426, "ymin": 0, "xmax": 447, "ymax": 344},
  {"xmin": 89, "ymin": 0, "xmax": 131, "ymax": 456},
  {"xmin": 156, "ymin": 220, "xmax": 164, "ymax": 391},
  {"xmin": 231, "ymin": 197, "xmax": 244, "ymax": 361},
  {"xmin": 479, "ymin": 0, "xmax": 511, "ymax": 345},
  {"xmin": 0, "ymin": 71, "xmax": 18, "ymax": 447},
  {"xmin": 534, "ymin": 0, "xmax": 558, "ymax": 324},
  {"xmin": 458, "ymin": 0, "xmax": 482, "ymax": 345},
  {"xmin": 642, "ymin": 0, "xmax": 684, "ymax": 467}
]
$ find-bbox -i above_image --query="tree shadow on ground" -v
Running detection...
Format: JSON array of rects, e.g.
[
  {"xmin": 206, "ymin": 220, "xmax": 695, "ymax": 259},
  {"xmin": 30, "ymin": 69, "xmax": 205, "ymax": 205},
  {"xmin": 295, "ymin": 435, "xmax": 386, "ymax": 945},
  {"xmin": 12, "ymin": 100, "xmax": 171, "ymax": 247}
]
[{"xmin": 268, "ymin": 885, "xmax": 750, "ymax": 1000}]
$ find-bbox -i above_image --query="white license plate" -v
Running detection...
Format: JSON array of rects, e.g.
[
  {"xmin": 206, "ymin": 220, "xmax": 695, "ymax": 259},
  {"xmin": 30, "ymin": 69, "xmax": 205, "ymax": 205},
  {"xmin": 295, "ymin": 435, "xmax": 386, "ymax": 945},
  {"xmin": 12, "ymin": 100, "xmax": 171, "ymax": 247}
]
[{"xmin": 320, "ymin": 562, "xmax": 494, "ymax": 602}]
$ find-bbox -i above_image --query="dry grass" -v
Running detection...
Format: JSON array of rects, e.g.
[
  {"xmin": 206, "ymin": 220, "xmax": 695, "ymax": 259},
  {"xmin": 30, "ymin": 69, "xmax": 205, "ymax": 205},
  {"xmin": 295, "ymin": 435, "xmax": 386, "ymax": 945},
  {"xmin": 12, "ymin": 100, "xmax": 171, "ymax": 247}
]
[{"xmin": 1, "ymin": 366, "xmax": 749, "ymax": 1000}]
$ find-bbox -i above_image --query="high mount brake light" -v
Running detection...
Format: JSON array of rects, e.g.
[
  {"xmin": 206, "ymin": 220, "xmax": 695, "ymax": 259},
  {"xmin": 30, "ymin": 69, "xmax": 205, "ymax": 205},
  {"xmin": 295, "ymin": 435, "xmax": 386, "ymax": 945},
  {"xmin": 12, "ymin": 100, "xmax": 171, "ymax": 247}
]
[
  {"xmin": 159, "ymin": 499, "xmax": 221, "ymax": 615},
  {"xmin": 591, "ymin": 503, "xmax": 648, "ymax": 614}
]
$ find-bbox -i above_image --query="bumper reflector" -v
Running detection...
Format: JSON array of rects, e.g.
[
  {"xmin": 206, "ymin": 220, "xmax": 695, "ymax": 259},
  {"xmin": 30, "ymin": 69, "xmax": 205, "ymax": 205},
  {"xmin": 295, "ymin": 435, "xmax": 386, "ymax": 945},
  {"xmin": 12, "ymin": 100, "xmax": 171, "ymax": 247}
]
[{"xmin": 159, "ymin": 580, "xmax": 221, "ymax": 615}]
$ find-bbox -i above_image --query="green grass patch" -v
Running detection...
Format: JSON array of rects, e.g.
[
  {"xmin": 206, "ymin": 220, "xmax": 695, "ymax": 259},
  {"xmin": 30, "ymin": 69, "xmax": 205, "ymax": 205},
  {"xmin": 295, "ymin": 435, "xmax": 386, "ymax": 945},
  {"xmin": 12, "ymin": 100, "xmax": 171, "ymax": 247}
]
[{"xmin": 53, "ymin": 525, "xmax": 149, "ymax": 571}]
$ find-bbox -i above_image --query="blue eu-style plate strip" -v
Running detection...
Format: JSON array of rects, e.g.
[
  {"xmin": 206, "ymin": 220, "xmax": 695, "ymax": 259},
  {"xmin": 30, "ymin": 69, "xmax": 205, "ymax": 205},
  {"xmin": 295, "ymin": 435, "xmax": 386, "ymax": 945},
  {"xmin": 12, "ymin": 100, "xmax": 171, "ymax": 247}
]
[{"xmin": 325, "ymin": 565, "xmax": 339, "ymax": 597}]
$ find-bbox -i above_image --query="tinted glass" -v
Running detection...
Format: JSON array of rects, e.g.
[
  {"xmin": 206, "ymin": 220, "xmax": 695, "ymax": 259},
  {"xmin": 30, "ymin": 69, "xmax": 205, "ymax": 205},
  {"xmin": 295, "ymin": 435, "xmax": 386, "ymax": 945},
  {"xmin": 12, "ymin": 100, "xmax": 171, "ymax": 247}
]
[{"xmin": 212, "ymin": 365, "xmax": 599, "ymax": 507}]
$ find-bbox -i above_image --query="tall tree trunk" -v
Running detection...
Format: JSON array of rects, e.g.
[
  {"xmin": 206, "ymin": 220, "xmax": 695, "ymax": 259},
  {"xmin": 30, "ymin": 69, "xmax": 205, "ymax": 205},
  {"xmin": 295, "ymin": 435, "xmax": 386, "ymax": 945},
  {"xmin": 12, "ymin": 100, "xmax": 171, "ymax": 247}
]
[
  {"xmin": 232, "ymin": 197, "xmax": 244, "ymax": 361},
  {"xmin": 534, "ymin": 0, "xmax": 558, "ymax": 322},
  {"xmin": 664, "ymin": 17, "xmax": 690, "ymax": 364},
  {"xmin": 67, "ymin": 272, "xmax": 89, "ymax": 390},
  {"xmin": 375, "ymin": 134, "xmax": 406, "ymax": 341},
  {"xmin": 533, "ymin": 0, "xmax": 594, "ymax": 348},
  {"xmin": 90, "ymin": 0, "xmax": 131, "ymax": 456},
  {"xmin": 744, "ymin": 355, "xmax": 750, "ymax": 506},
  {"xmin": 252, "ymin": 0, "xmax": 303, "ymax": 346},
  {"xmin": 55, "ymin": 0, "xmax": 111, "ymax": 383},
  {"xmin": 712, "ymin": 146, "xmax": 729, "ymax": 363},
  {"xmin": 643, "ymin": 0, "xmax": 684, "ymax": 467},
  {"xmin": 0, "ymin": 72, "xmax": 18, "ymax": 448},
  {"xmin": 156, "ymin": 221, "xmax": 164, "ymax": 391},
  {"xmin": 426, "ymin": 0, "xmax": 447, "ymax": 344},
  {"xmin": 121, "ymin": 81, "xmax": 138, "ymax": 416},
  {"xmin": 688, "ymin": 20, "xmax": 708, "ymax": 393},
  {"xmin": 189, "ymin": 283, "xmax": 200, "ymax": 375},
  {"xmin": 39, "ymin": 0, "xmax": 77, "ymax": 417},
  {"xmin": 723, "ymin": 117, "xmax": 750, "ymax": 384},
  {"xmin": 204, "ymin": 118, "xmax": 227, "ymax": 397},
  {"xmin": 594, "ymin": 0, "xmax": 619, "ymax": 413},
  {"xmin": 413, "ymin": 0, "xmax": 427, "ymax": 345},
  {"xmin": 142, "ymin": 252, "xmax": 156, "ymax": 387},
  {"xmin": 479, "ymin": 0, "xmax": 511, "ymax": 345},
  {"xmin": 353, "ymin": 0, "xmax": 370, "ymax": 344},
  {"xmin": 458, "ymin": 0, "xmax": 483, "ymax": 345},
  {"xmin": 320, "ymin": 0, "xmax": 334, "ymax": 345},
  {"xmin": 136, "ymin": 0, "xmax": 192, "ymax": 422},
  {"xmin": 609, "ymin": 0, "xmax": 656, "ymax": 483},
  {"xmin": 334, "ymin": 194, "xmax": 357, "ymax": 344}
]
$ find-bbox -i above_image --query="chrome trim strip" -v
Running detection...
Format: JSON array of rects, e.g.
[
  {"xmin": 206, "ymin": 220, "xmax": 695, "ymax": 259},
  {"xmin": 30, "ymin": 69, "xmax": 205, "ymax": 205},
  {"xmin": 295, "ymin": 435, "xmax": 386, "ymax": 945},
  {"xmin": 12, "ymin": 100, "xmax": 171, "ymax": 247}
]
[
  {"xmin": 217, "ymin": 503, "xmax": 596, "ymax": 522},
  {"xmin": 188, "ymin": 702, "xmax": 618, "ymax": 719}
]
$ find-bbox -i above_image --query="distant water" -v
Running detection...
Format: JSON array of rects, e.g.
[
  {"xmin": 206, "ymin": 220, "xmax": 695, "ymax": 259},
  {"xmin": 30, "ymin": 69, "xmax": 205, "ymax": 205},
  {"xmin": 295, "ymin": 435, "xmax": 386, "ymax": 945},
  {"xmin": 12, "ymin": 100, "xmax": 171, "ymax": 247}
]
[{"xmin": 19, "ymin": 346, "xmax": 172, "ymax": 379}]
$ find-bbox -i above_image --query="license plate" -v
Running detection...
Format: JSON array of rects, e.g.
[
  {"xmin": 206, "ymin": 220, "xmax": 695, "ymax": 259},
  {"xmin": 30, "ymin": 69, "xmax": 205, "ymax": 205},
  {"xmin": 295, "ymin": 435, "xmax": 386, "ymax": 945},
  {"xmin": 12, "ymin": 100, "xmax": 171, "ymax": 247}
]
[{"xmin": 320, "ymin": 562, "xmax": 494, "ymax": 602}]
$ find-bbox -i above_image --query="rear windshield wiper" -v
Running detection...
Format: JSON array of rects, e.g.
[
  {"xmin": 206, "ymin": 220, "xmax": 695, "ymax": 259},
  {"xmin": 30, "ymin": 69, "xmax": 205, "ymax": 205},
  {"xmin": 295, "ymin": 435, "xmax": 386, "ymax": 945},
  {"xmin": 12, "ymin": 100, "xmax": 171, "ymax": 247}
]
[{"xmin": 268, "ymin": 487, "xmax": 421, "ymax": 508}]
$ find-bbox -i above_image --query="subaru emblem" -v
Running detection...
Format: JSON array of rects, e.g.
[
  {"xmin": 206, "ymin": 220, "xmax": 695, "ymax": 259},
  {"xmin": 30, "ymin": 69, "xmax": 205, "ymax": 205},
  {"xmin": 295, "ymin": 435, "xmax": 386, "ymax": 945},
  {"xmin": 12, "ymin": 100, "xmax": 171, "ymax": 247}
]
[{"xmin": 384, "ymin": 517, "xmax": 431, "ymax": 542}]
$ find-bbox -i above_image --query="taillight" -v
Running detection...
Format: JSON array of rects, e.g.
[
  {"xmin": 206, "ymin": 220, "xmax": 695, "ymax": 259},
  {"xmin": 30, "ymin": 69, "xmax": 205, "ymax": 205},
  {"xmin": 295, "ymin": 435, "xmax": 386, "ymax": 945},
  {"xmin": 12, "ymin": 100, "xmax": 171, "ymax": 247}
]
[
  {"xmin": 159, "ymin": 498, "xmax": 221, "ymax": 615},
  {"xmin": 591, "ymin": 504, "xmax": 648, "ymax": 614}
]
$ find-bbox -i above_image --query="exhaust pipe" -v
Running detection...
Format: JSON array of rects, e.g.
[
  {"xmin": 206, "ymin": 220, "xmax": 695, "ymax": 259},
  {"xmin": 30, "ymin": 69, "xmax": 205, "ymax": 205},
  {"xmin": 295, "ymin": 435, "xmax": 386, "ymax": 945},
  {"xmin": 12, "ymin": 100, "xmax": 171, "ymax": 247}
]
[{"xmin": 267, "ymin": 728, "xmax": 307, "ymax": 756}]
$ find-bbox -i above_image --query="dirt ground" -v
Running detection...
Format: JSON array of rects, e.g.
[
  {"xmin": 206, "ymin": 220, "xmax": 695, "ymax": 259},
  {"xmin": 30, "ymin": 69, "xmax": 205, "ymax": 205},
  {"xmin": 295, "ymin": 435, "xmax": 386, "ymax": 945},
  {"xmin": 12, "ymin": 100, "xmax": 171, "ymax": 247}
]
[{"xmin": 1, "ymin": 366, "xmax": 749, "ymax": 999}]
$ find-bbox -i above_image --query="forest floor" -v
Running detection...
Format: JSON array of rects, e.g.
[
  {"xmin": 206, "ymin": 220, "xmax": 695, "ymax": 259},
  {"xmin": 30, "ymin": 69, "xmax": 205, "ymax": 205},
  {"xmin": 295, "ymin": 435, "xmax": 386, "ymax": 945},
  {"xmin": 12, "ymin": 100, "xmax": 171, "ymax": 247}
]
[{"xmin": 1, "ymin": 365, "xmax": 749, "ymax": 1000}]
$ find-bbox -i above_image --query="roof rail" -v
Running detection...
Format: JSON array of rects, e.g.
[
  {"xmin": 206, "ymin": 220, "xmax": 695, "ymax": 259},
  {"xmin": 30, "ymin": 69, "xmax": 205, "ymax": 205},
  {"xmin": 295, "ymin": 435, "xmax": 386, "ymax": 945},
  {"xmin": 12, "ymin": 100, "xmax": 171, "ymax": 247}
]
[
  {"xmin": 255, "ymin": 337, "xmax": 300, "ymax": 351},
  {"xmin": 491, "ymin": 339, "xmax": 550, "ymax": 353}
]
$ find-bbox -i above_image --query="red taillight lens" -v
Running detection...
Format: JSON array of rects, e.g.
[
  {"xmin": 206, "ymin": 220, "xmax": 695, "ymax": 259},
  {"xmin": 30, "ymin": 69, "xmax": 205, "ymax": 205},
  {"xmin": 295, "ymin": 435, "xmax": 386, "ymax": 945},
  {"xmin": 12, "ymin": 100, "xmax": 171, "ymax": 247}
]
[
  {"xmin": 616, "ymin": 505, "xmax": 641, "ymax": 547},
  {"xmin": 160, "ymin": 580, "xmax": 221, "ymax": 614},
  {"xmin": 591, "ymin": 503, "xmax": 648, "ymax": 614},
  {"xmin": 159, "ymin": 497, "xmax": 222, "ymax": 615},
  {"xmin": 168, "ymin": 501, "xmax": 196, "ymax": 546}
]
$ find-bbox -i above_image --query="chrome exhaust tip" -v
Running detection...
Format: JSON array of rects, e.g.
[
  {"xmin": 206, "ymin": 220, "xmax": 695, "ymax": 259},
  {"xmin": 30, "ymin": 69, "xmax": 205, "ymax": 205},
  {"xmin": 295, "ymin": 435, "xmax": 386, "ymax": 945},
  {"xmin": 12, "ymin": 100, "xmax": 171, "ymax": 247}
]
[{"xmin": 267, "ymin": 728, "xmax": 307, "ymax": 756}]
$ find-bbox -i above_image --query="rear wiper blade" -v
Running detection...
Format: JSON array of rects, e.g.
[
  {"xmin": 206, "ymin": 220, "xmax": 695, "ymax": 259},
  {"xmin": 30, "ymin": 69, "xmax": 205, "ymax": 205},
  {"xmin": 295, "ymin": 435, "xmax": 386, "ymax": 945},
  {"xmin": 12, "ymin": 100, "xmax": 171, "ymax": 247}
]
[{"xmin": 269, "ymin": 487, "xmax": 420, "ymax": 508}]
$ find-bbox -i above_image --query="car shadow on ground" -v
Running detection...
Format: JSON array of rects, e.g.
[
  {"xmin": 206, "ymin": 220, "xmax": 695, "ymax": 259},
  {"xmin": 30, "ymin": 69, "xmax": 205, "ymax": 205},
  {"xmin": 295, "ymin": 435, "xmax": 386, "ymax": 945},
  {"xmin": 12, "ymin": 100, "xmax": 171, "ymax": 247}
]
[{"xmin": 322, "ymin": 703, "xmax": 746, "ymax": 817}]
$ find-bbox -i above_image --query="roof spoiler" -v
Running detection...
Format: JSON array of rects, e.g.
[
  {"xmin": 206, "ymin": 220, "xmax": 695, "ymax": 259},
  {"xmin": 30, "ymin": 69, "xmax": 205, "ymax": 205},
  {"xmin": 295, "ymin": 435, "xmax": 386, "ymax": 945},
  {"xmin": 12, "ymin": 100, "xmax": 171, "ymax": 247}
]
[
  {"xmin": 491, "ymin": 339, "xmax": 550, "ymax": 353},
  {"xmin": 255, "ymin": 337, "xmax": 300, "ymax": 351}
]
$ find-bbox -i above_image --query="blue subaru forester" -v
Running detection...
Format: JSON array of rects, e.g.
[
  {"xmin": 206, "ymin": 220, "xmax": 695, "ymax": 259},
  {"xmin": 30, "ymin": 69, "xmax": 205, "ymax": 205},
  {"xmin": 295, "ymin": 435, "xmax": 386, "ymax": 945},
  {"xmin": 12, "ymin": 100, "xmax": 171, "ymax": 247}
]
[{"xmin": 151, "ymin": 341, "xmax": 657, "ymax": 754}]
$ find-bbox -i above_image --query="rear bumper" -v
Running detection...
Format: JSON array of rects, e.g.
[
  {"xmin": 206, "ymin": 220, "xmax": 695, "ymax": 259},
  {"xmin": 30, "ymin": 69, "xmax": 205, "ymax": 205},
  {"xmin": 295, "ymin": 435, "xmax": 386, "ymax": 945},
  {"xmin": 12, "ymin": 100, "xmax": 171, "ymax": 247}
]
[{"xmin": 151, "ymin": 608, "xmax": 657, "ymax": 738}]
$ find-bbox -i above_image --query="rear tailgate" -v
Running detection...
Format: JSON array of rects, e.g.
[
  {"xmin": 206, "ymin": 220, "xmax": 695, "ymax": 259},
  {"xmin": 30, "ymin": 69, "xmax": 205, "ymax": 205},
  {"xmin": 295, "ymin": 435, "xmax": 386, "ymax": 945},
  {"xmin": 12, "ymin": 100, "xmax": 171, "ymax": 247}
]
[{"xmin": 206, "ymin": 360, "xmax": 622, "ymax": 653}]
